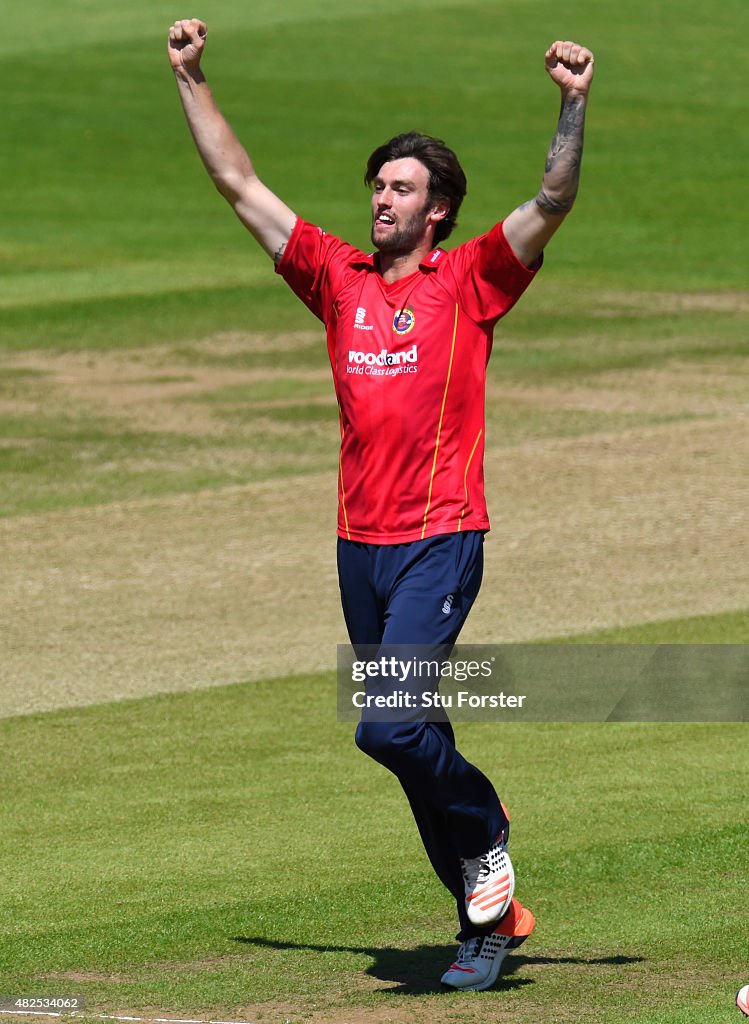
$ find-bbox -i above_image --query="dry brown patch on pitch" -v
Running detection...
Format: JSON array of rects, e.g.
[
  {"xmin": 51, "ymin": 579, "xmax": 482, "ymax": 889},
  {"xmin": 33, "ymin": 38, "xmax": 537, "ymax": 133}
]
[
  {"xmin": 487, "ymin": 357, "xmax": 749, "ymax": 419},
  {"xmin": 591, "ymin": 289, "xmax": 749, "ymax": 316},
  {"xmin": 0, "ymin": 399, "xmax": 42, "ymax": 417},
  {"xmin": 5, "ymin": 335, "xmax": 330, "ymax": 438},
  {"xmin": 0, "ymin": 474, "xmax": 341, "ymax": 718},
  {"xmin": 469, "ymin": 413, "xmax": 749, "ymax": 641},
  {"xmin": 2, "ymin": 410, "xmax": 747, "ymax": 717}
]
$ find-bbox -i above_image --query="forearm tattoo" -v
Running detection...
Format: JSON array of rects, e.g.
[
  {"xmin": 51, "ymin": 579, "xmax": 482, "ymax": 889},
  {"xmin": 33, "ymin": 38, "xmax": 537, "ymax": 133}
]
[{"xmin": 536, "ymin": 93, "xmax": 586, "ymax": 215}]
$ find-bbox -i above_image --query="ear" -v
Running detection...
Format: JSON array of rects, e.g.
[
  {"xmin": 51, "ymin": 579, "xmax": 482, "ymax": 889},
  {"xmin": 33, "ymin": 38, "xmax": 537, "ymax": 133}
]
[{"xmin": 429, "ymin": 198, "xmax": 450, "ymax": 224}]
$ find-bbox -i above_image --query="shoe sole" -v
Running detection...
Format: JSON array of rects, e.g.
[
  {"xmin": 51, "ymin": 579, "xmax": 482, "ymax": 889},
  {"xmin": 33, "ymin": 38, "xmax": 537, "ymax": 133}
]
[{"xmin": 442, "ymin": 900, "xmax": 536, "ymax": 992}]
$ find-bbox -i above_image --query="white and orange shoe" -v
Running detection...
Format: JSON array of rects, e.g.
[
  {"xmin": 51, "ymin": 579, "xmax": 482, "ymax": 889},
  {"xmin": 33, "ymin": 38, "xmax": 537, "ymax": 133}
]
[
  {"xmin": 461, "ymin": 829, "xmax": 514, "ymax": 927},
  {"xmin": 737, "ymin": 985, "xmax": 749, "ymax": 1017},
  {"xmin": 440, "ymin": 898, "xmax": 535, "ymax": 992}
]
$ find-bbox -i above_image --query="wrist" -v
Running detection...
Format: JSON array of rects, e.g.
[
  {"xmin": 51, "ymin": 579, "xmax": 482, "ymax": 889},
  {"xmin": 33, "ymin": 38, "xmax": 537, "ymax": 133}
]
[
  {"xmin": 561, "ymin": 86, "xmax": 589, "ymax": 104},
  {"xmin": 173, "ymin": 63, "xmax": 205, "ymax": 85}
]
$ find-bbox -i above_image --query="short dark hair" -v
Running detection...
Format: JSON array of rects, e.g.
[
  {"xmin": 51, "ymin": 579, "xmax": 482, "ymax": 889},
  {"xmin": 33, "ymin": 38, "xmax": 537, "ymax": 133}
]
[{"xmin": 364, "ymin": 131, "xmax": 467, "ymax": 246}]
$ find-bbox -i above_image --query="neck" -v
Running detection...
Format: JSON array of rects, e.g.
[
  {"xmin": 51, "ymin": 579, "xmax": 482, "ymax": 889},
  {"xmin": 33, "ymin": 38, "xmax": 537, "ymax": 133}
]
[{"xmin": 377, "ymin": 241, "xmax": 435, "ymax": 283}]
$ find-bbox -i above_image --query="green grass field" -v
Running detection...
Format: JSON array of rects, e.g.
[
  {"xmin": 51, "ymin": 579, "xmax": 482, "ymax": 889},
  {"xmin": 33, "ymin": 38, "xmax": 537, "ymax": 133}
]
[
  {"xmin": 1, "ymin": 683, "xmax": 747, "ymax": 1024},
  {"xmin": 2, "ymin": 0, "xmax": 747, "ymax": 1022}
]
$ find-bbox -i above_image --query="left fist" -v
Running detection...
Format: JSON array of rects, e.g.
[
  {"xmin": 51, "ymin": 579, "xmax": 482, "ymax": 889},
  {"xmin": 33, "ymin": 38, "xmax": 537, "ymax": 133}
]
[{"xmin": 545, "ymin": 40, "xmax": 594, "ymax": 95}]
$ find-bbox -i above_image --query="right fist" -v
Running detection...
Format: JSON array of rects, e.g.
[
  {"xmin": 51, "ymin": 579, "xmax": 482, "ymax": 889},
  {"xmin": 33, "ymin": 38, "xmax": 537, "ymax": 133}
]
[{"xmin": 168, "ymin": 19, "xmax": 207, "ymax": 71}]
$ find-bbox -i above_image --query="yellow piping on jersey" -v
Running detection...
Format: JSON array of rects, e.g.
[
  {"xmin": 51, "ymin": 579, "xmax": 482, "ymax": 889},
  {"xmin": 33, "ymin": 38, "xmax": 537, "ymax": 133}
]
[
  {"xmin": 338, "ymin": 418, "xmax": 351, "ymax": 539},
  {"xmin": 421, "ymin": 302, "xmax": 459, "ymax": 540},
  {"xmin": 457, "ymin": 428, "xmax": 483, "ymax": 531}
]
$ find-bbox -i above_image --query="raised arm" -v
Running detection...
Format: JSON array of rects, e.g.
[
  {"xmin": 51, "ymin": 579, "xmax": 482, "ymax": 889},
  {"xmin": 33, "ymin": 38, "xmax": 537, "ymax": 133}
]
[
  {"xmin": 168, "ymin": 19, "xmax": 296, "ymax": 264},
  {"xmin": 503, "ymin": 40, "xmax": 594, "ymax": 268}
]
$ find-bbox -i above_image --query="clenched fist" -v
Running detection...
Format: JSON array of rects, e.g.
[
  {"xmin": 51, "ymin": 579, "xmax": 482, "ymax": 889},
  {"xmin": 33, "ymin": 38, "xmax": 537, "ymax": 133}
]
[
  {"xmin": 545, "ymin": 40, "xmax": 594, "ymax": 96},
  {"xmin": 168, "ymin": 19, "xmax": 207, "ymax": 72}
]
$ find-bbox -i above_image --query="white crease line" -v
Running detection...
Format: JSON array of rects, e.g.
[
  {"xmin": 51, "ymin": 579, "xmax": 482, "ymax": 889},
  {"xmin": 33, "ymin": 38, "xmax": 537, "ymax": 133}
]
[{"xmin": 0, "ymin": 1013, "xmax": 253, "ymax": 1024}]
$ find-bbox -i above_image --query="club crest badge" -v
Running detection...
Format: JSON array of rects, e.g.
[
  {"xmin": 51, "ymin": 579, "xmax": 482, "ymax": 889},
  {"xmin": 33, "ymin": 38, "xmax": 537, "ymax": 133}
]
[{"xmin": 392, "ymin": 307, "xmax": 416, "ymax": 335}]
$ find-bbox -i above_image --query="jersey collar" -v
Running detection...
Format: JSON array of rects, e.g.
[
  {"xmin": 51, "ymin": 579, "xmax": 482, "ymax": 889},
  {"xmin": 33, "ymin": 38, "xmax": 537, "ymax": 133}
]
[
  {"xmin": 419, "ymin": 248, "xmax": 445, "ymax": 270},
  {"xmin": 349, "ymin": 248, "xmax": 445, "ymax": 272}
]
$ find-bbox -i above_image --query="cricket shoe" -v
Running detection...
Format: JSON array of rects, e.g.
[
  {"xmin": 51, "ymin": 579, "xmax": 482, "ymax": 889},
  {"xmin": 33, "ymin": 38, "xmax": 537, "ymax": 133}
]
[
  {"xmin": 461, "ymin": 829, "xmax": 514, "ymax": 927},
  {"xmin": 441, "ymin": 898, "xmax": 535, "ymax": 992}
]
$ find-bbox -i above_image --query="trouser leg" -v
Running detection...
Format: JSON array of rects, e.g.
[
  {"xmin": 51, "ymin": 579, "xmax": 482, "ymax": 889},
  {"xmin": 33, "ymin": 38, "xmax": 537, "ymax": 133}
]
[
  {"xmin": 339, "ymin": 532, "xmax": 507, "ymax": 934},
  {"xmin": 354, "ymin": 712, "xmax": 503, "ymax": 860},
  {"xmin": 399, "ymin": 767, "xmax": 511, "ymax": 938}
]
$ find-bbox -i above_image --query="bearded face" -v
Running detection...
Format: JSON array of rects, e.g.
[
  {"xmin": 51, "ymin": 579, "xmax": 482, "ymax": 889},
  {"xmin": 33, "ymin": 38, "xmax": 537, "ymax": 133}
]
[
  {"xmin": 369, "ymin": 157, "xmax": 446, "ymax": 256},
  {"xmin": 371, "ymin": 198, "xmax": 434, "ymax": 252}
]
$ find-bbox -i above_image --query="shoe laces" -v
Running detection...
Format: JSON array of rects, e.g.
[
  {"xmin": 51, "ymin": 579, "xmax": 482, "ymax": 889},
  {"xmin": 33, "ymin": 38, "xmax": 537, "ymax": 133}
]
[
  {"xmin": 461, "ymin": 846, "xmax": 493, "ymax": 887},
  {"xmin": 461, "ymin": 830, "xmax": 505, "ymax": 887},
  {"xmin": 475, "ymin": 851, "xmax": 492, "ymax": 884},
  {"xmin": 456, "ymin": 936, "xmax": 483, "ymax": 965}
]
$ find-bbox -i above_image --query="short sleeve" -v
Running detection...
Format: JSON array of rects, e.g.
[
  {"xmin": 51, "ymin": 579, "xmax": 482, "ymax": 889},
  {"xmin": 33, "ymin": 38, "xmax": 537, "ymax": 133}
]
[
  {"xmin": 445, "ymin": 220, "xmax": 542, "ymax": 326},
  {"xmin": 275, "ymin": 218, "xmax": 362, "ymax": 323}
]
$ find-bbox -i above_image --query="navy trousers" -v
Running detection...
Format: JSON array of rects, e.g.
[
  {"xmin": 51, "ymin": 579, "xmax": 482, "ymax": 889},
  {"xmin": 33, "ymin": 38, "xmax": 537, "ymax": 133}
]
[{"xmin": 337, "ymin": 531, "xmax": 508, "ymax": 939}]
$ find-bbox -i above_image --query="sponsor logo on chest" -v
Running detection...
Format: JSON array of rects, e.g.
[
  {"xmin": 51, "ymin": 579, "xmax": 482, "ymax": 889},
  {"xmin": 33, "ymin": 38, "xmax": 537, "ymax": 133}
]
[{"xmin": 346, "ymin": 343, "xmax": 418, "ymax": 377}]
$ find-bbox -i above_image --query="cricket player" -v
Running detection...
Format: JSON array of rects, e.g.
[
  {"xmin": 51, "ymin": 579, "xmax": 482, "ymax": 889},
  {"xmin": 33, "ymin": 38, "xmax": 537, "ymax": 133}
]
[{"xmin": 168, "ymin": 20, "xmax": 594, "ymax": 991}]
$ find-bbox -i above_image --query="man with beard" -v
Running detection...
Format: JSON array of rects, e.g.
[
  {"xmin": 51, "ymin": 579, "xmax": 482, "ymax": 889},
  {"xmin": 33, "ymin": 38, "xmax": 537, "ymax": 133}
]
[{"xmin": 169, "ymin": 19, "xmax": 593, "ymax": 991}]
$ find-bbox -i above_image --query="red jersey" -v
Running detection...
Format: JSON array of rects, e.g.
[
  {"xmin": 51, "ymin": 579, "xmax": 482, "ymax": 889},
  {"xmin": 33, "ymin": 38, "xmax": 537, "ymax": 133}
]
[{"xmin": 277, "ymin": 217, "xmax": 540, "ymax": 543}]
